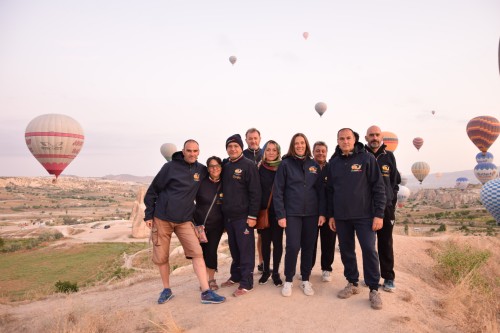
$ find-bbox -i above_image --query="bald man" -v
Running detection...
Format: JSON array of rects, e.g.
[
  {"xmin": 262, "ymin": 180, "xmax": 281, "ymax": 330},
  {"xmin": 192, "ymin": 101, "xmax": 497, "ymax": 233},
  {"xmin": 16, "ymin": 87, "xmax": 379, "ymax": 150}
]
[{"xmin": 364, "ymin": 125, "xmax": 400, "ymax": 293}]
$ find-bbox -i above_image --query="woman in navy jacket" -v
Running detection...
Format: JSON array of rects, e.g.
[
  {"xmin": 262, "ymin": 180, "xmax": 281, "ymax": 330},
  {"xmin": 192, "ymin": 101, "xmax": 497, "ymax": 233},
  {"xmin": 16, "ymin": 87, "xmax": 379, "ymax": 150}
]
[{"xmin": 273, "ymin": 133, "xmax": 326, "ymax": 297}]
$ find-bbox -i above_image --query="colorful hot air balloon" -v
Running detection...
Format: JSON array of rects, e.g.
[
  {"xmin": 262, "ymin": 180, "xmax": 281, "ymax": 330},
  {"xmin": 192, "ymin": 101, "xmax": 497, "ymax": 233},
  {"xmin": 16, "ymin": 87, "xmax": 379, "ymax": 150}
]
[
  {"xmin": 480, "ymin": 178, "xmax": 500, "ymax": 225},
  {"xmin": 411, "ymin": 161, "xmax": 430, "ymax": 184},
  {"xmin": 229, "ymin": 55, "xmax": 237, "ymax": 65},
  {"xmin": 400, "ymin": 174, "xmax": 408, "ymax": 186},
  {"xmin": 455, "ymin": 177, "xmax": 469, "ymax": 190},
  {"xmin": 303, "ymin": 32, "xmax": 309, "ymax": 40},
  {"xmin": 474, "ymin": 162, "xmax": 498, "ymax": 184},
  {"xmin": 466, "ymin": 116, "xmax": 500, "ymax": 154},
  {"xmin": 431, "ymin": 110, "xmax": 436, "ymax": 115},
  {"xmin": 397, "ymin": 185, "xmax": 411, "ymax": 207},
  {"xmin": 315, "ymin": 102, "xmax": 327, "ymax": 117},
  {"xmin": 25, "ymin": 114, "xmax": 84, "ymax": 180},
  {"xmin": 160, "ymin": 143, "xmax": 177, "ymax": 162},
  {"xmin": 412, "ymin": 137, "xmax": 424, "ymax": 151},
  {"xmin": 381, "ymin": 131, "xmax": 398, "ymax": 152},
  {"xmin": 476, "ymin": 151, "xmax": 494, "ymax": 164}
]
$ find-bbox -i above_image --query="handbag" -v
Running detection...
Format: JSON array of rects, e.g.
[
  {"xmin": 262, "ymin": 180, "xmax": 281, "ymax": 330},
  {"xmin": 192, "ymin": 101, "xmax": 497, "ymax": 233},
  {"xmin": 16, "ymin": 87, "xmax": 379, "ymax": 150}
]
[
  {"xmin": 256, "ymin": 188, "xmax": 272, "ymax": 230},
  {"xmin": 196, "ymin": 183, "xmax": 221, "ymax": 243}
]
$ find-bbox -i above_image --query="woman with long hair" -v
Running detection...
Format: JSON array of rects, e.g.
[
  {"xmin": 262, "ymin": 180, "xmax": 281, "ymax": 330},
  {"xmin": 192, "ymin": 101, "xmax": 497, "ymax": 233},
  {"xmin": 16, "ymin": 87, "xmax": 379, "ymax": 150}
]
[
  {"xmin": 273, "ymin": 133, "xmax": 326, "ymax": 297},
  {"xmin": 257, "ymin": 140, "xmax": 284, "ymax": 287}
]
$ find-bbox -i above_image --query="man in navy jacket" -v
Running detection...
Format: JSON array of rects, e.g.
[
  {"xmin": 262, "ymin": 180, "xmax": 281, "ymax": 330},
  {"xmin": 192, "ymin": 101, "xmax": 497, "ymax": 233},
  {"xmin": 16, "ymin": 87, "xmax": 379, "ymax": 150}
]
[
  {"xmin": 322, "ymin": 128, "xmax": 386, "ymax": 310},
  {"xmin": 144, "ymin": 140, "xmax": 225, "ymax": 305}
]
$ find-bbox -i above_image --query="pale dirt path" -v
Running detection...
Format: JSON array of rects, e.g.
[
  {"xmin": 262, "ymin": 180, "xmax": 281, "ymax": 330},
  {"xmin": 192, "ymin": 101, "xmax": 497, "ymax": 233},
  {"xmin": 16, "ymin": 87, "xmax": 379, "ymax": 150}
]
[{"xmin": 0, "ymin": 234, "xmax": 465, "ymax": 333}]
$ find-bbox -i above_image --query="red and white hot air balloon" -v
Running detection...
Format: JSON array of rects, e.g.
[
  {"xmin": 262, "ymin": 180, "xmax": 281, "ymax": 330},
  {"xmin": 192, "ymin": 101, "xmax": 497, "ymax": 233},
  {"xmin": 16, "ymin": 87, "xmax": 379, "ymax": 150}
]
[
  {"xmin": 25, "ymin": 114, "xmax": 84, "ymax": 180},
  {"xmin": 413, "ymin": 137, "xmax": 424, "ymax": 151},
  {"xmin": 303, "ymin": 32, "xmax": 309, "ymax": 40}
]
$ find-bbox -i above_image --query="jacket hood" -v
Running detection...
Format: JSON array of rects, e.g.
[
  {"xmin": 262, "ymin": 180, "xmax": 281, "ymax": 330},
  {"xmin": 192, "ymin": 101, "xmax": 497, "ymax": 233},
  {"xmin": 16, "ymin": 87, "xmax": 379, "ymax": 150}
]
[
  {"xmin": 364, "ymin": 143, "xmax": 387, "ymax": 157},
  {"xmin": 332, "ymin": 142, "xmax": 365, "ymax": 159}
]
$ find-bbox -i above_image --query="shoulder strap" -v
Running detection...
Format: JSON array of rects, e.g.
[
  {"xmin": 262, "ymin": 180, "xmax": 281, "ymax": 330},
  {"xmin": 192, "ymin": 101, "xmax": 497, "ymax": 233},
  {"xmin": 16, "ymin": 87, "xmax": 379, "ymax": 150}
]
[{"xmin": 203, "ymin": 183, "xmax": 221, "ymax": 226}]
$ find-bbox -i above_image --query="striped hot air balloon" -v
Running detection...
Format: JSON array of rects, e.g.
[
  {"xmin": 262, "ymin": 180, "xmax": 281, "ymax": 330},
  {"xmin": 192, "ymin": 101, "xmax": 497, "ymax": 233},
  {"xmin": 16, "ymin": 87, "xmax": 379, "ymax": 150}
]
[
  {"xmin": 381, "ymin": 131, "xmax": 398, "ymax": 152},
  {"xmin": 466, "ymin": 116, "xmax": 500, "ymax": 154},
  {"xmin": 25, "ymin": 114, "xmax": 84, "ymax": 179},
  {"xmin": 411, "ymin": 161, "xmax": 430, "ymax": 184},
  {"xmin": 412, "ymin": 137, "xmax": 424, "ymax": 151}
]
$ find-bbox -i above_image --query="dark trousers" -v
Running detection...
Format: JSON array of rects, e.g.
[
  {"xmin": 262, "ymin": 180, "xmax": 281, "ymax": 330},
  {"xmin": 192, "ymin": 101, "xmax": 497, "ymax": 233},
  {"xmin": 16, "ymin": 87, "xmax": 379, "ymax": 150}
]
[
  {"xmin": 312, "ymin": 222, "xmax": 336, "ymax": 271},
  {"xmin": 224, "ymin": 217, "xmax": 255, "ymax": 290},
  {"xmin": 260, "ymin": 211, "xmax": 284, "ymax": 275},
  {"xmin": 284, "ymin": 215, "xmax": 318, "ymax": 282},
  {"xmin": 336, "ymin": 218, "xmax": 380, "ymax": 289},
  {"xmin": 377, "ymin": 206, "xmax": 395, "ymax": 280},
  {"xmin": 200, "ymin": 226, "xmax": 224, "ymax": 271}
]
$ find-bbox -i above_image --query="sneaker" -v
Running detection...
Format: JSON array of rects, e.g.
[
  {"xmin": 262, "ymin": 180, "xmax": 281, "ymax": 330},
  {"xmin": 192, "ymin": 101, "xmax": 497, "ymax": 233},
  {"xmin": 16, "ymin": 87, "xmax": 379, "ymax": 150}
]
[
  {"xmin": 272, "ymin": 274, "xmax": 283, "ymax": 287},
  {"xmin": 221, "ymin": 279, "xmax": 237, "ymax": 288},
  {"xmin": 259, "ymin": 271, "xmax": 271, "ymax": 285},
  {"xmin": 257, "ymin": 263, "xmax": 264, "ymax": 273},
  {"xmin": 300, "ymin": 281, "xmax": 314, "ymax": 296},
  {"xmin": 337, "ymin": 282, "xmax": 360, "ymax": 299},
  {"xmin": 201, "ymin": 289, "xmax": 226, "ymax": 304},
  {"xmin": 369, "ymin": 290, "xmax": 383, "ymax": 310},
  {"xmin": 383, "ymin": 279, "xmax": 395, "ymax": 292},
  {"xmin": 157, "ymin": 288, "xmax": 174, "ymax": 304},
  {"xmin": 233, "ymin": 287, "xmax": 252, "ymax": 297},
  {"xmin": 281, "ymin": 282, "xmax": 293, "ymax": 297},
  {"xmin": 322, "ymin": 270, "xmax": 332, "ymax": 282}
]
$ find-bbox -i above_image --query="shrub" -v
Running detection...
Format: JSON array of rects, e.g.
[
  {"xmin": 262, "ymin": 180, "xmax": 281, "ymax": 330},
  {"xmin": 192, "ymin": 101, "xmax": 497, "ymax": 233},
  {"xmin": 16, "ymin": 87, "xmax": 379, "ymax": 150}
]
[
  {"xmin": 0, "ymin": 237, "xmax": 4, "ymax": 248},
  {"xmin": 437, "ymin": 223, "xmax": 446, "ymax": 232},
  {"xmin": 55, "ymin": 280, "xmax": 79, "ymax": 293}
]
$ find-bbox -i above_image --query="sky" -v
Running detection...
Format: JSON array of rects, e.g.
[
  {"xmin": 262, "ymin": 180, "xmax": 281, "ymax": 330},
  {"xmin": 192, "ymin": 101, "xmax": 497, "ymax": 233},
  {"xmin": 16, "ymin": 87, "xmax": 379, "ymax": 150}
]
[{"xmin": 1, "ymin": 0, "xmax": 499, "ymax": 183}]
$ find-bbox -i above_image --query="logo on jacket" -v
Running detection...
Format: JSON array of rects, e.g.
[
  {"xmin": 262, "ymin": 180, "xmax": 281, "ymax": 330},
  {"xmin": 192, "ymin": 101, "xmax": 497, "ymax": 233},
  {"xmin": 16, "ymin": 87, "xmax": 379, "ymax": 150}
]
[
  {"xmin": 193, "ymin": 173, "xmax": 200, "ymax": 181},
  {"xmin": 244, "ymin": 228, "xmax": 250, "ymax": 235},
  {"xmin": 351, "ymin": 164, "xmax": 362, "ymax": 172},
  {"xmin": 381, "ymin": 165, "xmax": 390, "ymax": 176},
  {"xmin": 308, "ymin": 166, "xmax": 318, "ymax": 174},
  {"xmin": 233, "ymin": 168, "xmax": 243, "ymax": 180}
]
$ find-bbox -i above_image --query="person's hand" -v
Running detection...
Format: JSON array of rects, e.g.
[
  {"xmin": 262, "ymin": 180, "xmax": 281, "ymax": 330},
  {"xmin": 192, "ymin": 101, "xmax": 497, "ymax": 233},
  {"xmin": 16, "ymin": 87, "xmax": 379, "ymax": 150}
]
[
  {"xmin": 318, "ymin": 216, "xmax": 326, "ymax": 226},
  {"xmin": 328, "ymin": 217, "xmax": 336, "ymax": 232},
  {"xmin": 372, "ymin": 217, "xmax": 383, "ymax": 231},
  {"xmin": 145, "ymin": 220, "xmax": 153, "ymax": 229},
  {"xmin": 247, "ymin": 218, "xmax": 257, "ymax": 228},
  {"xmin": 278, "ymin": 218, "xmax": 287, "ymax": 228}
]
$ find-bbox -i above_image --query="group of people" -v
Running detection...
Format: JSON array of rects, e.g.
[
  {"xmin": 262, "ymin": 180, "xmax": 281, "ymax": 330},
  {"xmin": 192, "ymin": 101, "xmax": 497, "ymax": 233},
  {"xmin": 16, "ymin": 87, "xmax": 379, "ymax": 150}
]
[{"xmin": 143, "ymin": 126, "xmax": 399, "ymax": 310}]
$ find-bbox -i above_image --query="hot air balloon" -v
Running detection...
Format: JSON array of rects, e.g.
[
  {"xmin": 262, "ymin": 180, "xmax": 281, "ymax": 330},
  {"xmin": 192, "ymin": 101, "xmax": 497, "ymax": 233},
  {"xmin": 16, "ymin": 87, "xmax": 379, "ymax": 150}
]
[
  {"xmin": 480, "ymin": 178, "xmax": 500, "ymax": 225},
  {"xmin": 400, "ymin": 174, "xmax": 408, "ymax": 186},
  {"xmin": 476, "ymin": 151, "xmax": 494, "ymax": 164},
  {"xmin": 381, "ymin": 131, "xmax": 398, "ymax": 152},
  {"xmin": 431, "ymin": 110, "xmax": 435, "ymax": 115},
  {"xmin": 435, "ymin": 172, "xmax": 443, "ymax": 180},
  {"xmin": 315, "ymin": 102, "xmax": 327, "ymax": 117},
  {"xmin": 229, "ymin": 55, "xmax": 237, "ymax": 65},
  {"xmin": 466, "ymin": 116, "xmax": 500, "ymax": 154},
  {"xmin": 303, "ymin": 32, "xmax": 309, "ymax": 40},
  {"xmin": 455, "ymin": 177, "xmax": 469, "ymax": 190},
  {"xmin": 397, "ymin": 185, "xmax": 411, "ymax": 207},
  {"xmin": 474, "ymin": 162, "xmax": 498, "ymax": 184},
  {"xmin": 412, "ymin": 137, "xmax": 424, "ymax": 151},
  {"xmin": 411, "ymin": 161, "xmax": 430, "ymax": 184},
  {"xmin": 160, "ymin": 143, "xmax": 177, "ymax": 162},
  {"xmin": 25, "ymin": 114, "xmax": 84, "ymax": 180}
]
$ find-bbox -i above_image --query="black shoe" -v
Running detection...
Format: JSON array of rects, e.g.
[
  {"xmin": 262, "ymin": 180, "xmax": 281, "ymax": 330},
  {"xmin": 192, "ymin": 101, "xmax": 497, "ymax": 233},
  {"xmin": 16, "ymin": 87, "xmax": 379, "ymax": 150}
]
[
  {"xmin": 272, "ymin": 274, "xmax": 283, "ymax": 287},
  {"xmin": 257, "ymin": 263, "xmax": 264, "ymax": 273},
  {"xmin": 259, "ymin": 271, "xmax": 271, "ymax": 285}
]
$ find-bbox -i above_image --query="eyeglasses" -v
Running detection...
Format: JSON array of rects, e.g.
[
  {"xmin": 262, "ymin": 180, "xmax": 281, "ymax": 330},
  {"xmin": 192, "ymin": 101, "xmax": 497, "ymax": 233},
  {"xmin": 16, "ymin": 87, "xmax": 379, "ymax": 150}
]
[{"xmin": 208, "ymin": 165, "xmax": 221, "ymax": 169}]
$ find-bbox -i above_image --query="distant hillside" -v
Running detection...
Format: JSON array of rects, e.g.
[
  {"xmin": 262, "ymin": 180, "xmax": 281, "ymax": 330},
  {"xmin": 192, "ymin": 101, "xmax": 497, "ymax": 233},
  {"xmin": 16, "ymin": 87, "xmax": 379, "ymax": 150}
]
[
  {"xmin": 404, "ymin": 169, "xmax": 484, "ymax": 190},
  {"xmin": 101, "ymin": 174, "xmax": 153, "ymax": 184}
]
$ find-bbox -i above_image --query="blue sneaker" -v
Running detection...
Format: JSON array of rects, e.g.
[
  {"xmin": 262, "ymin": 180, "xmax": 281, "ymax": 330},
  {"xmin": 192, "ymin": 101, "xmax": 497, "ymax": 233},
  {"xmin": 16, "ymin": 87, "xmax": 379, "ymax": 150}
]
[
  {"xmin": 158, "ymin": 288, "xmax": 174, "ymax": 304},
  {"xmin": 201, "ymin": 289, "xmax": 226, "ymax": 304},
  {"xmin": 383, "ymin": 279, "xmax": 396, "ymax": 292}
]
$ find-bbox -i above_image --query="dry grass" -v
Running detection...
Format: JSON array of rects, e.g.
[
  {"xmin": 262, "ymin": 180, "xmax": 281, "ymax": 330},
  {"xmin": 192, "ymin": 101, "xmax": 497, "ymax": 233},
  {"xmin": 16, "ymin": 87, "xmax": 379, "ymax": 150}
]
[{"xmin": 434, "ymin": 238, "xmax": 500, "ymax": 333}]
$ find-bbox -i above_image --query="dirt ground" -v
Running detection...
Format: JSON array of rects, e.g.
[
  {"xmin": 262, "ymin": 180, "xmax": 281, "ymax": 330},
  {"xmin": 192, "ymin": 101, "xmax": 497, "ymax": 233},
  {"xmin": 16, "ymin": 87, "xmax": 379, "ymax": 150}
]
[{"xmin": 2, "ymin": 226, "xmax": 498, "ymax": 333}]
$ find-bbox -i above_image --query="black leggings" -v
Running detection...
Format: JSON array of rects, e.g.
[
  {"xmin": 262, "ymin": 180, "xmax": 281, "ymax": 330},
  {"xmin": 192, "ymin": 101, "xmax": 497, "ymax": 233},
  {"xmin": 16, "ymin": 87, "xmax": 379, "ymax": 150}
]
[
  {"xmin": 260, "ymin": 211, "xmax": 284, "ymax": 275},
  {"xmin": 200, "ymin": 226, "xmax": 224, "ymax": 270}
]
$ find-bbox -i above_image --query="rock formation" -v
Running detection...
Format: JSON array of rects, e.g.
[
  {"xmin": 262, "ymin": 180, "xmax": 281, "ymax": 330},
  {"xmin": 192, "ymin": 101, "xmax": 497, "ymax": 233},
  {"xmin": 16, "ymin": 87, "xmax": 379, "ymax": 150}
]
[{"xmin": 131, "ymin": 187, "xmax": 148, "ymax": 238}]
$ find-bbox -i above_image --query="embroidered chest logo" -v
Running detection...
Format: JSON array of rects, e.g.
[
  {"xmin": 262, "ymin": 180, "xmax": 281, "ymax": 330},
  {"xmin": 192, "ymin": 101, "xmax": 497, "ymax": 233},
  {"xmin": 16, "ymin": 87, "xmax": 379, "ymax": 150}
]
[
  {"xmin": 233, "ymin": 168, "xmax": 243, "ymax": 180},
  {"xmin": 193, "ymin": 173, "xmax": 200, "ymax": 181},
  {"xmin": 351, "ymin": 164, "xmax": 362, "ymax": 172},
  {"xmin": 308, "ymin": 166, "xmax": 318, "ymax": 174},
  {"xmin": 381, "ymin": 165, "xmax": 390, "ymax": 176}
]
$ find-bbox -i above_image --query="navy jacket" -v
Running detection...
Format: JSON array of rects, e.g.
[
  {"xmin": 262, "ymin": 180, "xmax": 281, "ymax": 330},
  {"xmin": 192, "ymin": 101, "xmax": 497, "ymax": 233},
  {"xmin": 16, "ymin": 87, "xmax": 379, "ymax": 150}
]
[
  {"xmin": 222, "ymin": 155, "xmax": 261, "ymax": 220},
  {"xmin": 243, "ymin": 148, "xmax": 262, "ymax": 165},
  {"xmin": 273, "ymin": 155, "xmax": 323, "ymax": 219},
  {"xmin": 144, "ymin": 151, "xmax": 207, "ymax": 223},
  {"xmin": 326, "ymin": 143, "xmax": 386, "ymax": 220},
  {"xmin": 364, "ymin": 143, "xmax": 399, "ymax": 207},
  {"xmin": 193, "ymin": 178, "xmax": 223, "ymax": 230}
]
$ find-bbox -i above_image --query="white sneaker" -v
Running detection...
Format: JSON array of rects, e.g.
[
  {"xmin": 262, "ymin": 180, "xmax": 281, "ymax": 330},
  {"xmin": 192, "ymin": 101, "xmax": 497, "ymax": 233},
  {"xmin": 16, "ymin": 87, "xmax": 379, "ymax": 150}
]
[
  {"xmin": 300, "ymin": 281, "xmax": 314, "ymax": 296},
  {"xmin": 282, "ymin": 282, "xmax": 293, "ymax": 297},
  {"xmin": 322, "ymin": 270, "xmax": 332, "ymax": 282}
]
